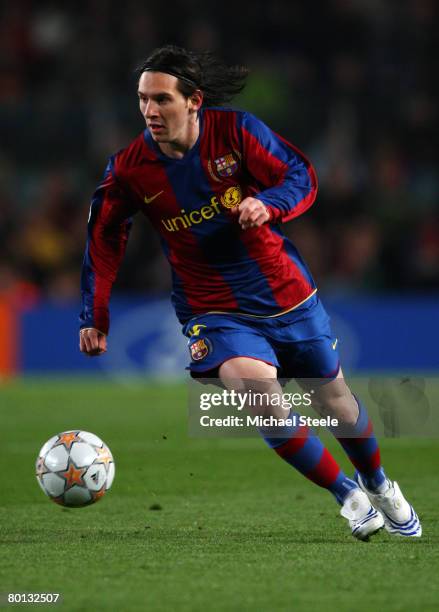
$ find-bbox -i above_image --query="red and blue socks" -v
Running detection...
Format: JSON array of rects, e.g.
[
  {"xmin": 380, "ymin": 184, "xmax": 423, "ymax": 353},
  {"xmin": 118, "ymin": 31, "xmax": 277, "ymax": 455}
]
[
  {"xmin": 261, "ymin": 412, "xmax": 357, "ymax": 504},
  {"xmin": 332, "ymin": 397, "xmax": 387, "ymax": 492}
]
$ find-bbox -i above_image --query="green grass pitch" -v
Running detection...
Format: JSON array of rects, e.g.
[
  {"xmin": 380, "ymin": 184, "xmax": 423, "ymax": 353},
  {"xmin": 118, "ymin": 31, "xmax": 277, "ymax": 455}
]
[{"xmin": 0, "ymin": 378, "xmax": 438, "ymax": 611}]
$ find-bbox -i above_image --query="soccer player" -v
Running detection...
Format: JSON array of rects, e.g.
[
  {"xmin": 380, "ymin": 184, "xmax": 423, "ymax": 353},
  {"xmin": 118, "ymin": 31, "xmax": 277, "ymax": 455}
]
[{"xmin": 79, "ymin": 45, "xmax": 421, "ymax": 539}]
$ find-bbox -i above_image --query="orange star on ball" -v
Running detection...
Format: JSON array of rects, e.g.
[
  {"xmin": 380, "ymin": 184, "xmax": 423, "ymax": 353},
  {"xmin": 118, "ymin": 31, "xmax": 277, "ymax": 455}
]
[
  {"xmin": 60, "ymin": 460, "xmax": 86, "ymax": 489},
  {"xmin": 56, "ymin": 431, "xmax": 81, "ymax": 450}
]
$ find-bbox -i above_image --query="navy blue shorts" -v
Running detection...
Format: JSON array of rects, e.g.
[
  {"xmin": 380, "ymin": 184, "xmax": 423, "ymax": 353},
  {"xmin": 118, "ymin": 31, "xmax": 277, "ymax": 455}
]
[{"xmin": 183, "ymin": 293, "xmax": 340, "ymax": 381}]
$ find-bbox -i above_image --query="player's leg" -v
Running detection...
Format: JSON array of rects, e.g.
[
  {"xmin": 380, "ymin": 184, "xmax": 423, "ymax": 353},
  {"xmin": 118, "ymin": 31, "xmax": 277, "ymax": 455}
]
[
  {"xmin": 305, "ymin": 367, "xmax": 386, "ymax": 492},
  {"xmin": 289, "ymin": 320, "xmax": 422, "ymax": 538},
  {"xmin": 271, "ymin": 296, "xmax": 388, "ymax": 492},
  {"xmin": 185, "ymin": 314, "xmax": 383, "ymax": 539},
  {"xmin": 220, "ymin": 357, "xmax": 385, "ymax": 540},
  {"xmin": 270, "ymin": 295, "xmax": 420, "ymax": 537},
  {"xmin": 219, "ymin": 357, "xmax": 368, "ymax": 508},
  {"xmin": 306, "ymin": 370, "xmax": 422, "ymax": 537}
]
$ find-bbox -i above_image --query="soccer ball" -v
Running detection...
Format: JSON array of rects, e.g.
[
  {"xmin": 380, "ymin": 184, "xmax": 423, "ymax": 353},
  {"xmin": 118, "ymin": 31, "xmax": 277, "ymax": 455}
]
[{"xmin": 36, "ymin": 430, "xmax": 115, "ymax": 507}]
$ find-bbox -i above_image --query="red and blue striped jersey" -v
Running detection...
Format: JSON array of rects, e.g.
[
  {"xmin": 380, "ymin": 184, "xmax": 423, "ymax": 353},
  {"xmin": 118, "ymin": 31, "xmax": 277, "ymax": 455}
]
[{"xmin": 80, "ymin": 108, "xmax": 318, "ymax": 334}]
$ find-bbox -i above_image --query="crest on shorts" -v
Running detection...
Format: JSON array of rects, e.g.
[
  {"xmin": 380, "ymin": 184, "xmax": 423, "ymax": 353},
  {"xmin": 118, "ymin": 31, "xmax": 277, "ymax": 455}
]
[{"xmin": 189, "ymin": 338, "xmax": 210, "ymax": 361}]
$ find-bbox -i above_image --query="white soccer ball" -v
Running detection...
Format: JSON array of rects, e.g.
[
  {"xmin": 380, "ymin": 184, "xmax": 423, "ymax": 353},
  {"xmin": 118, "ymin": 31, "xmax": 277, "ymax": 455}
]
[{"xmin": 36, "ymin": 430, "xmax": 115, "ymax": 507}]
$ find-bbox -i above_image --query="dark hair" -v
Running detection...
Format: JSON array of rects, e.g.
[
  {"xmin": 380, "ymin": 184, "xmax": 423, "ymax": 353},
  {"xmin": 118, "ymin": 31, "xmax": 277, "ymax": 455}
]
[{"xmin": 135, "ymin": 45, "xmax": 249, "ymax": 107}]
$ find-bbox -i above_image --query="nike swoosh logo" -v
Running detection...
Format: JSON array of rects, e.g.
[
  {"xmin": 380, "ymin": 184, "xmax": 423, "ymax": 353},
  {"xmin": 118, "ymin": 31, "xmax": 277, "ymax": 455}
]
[
  {"xmin": 332, "ymin": 338, "xmax": 338, "ymax": 350},
  {"xmin": 144, "ymin": 191, "xmax": 163, "ymax": 204}
]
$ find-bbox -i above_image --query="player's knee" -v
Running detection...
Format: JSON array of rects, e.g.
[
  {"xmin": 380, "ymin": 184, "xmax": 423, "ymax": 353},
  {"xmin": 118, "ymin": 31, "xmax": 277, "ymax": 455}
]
[
  {"xmin": 249, "ymin": 380, "xmax": 287, "ymax": 419},
  {"xmin": 219, "ymin": 357, "xmax": 277, "ymax": 380},
  {"xmin": 332, "ymin": 404, "xmax": 358, "ymax": 426},
  {"xmin": 321, "ymin": 396, "xmax": 358, "ymax": 425},
  {"xmin": 312, "ymin": 383, "xmax": 359, "ymax": 425},
  {"xmin": 219, "ymin": 357, "xmax": 280, "ymax": 416},
  {"xmin": 219, "ymin": 359, "xmax": 285, "ymax": 419}
]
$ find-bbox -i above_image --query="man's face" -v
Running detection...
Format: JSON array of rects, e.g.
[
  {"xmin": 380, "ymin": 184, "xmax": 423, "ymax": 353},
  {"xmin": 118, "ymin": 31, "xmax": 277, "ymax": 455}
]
[{"xmin": 137, "ymin": 71, "xmax": 199, "ymax": 143}]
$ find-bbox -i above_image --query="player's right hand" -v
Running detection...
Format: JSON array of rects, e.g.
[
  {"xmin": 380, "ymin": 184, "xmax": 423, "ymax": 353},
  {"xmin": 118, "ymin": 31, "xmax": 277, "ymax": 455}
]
[
  {"xmin": 231, "ymin": 196, "xmax": 271, "ymax": 230},
  {"xmin": 79, "ymin": 328, "xmax": 107, "ymax": 357}
]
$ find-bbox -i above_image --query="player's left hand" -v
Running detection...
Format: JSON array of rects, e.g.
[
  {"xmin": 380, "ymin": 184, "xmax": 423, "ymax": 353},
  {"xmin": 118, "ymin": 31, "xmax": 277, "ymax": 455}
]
[
  {"xmin": 79, "ymin": 327, "xmax": 107, "ymax": 357},
  {"xmin": 232, "ymin": 197, "xmax": 271, "ymax": 230}
]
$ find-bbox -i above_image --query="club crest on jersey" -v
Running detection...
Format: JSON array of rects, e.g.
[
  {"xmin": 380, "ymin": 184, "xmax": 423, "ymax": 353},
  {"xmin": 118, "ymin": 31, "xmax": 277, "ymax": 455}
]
[
  {"xmin": 214, "ymin": 153, "xmax": 238, "ymax": 177},
  {"xmin": 189, "ymin": 338, "xmax": 210, "ymax": 361}
]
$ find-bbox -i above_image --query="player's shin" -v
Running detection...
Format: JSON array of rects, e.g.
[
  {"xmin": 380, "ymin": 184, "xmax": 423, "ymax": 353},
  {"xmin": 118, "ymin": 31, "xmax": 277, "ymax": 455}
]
[
  {"xmin": 330, "ymin": 397, "xmax": 388, "ymax": 493},
  {"xmin": 259, "ymin": 412, "xmax": 357, "ymax": 504}
]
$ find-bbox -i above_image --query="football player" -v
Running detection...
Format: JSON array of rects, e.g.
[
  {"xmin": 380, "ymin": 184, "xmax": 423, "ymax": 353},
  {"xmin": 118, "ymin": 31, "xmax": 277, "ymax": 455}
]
[{"xmin": 79, "ymin": 45, "xmax": 421, "ymax": 539}]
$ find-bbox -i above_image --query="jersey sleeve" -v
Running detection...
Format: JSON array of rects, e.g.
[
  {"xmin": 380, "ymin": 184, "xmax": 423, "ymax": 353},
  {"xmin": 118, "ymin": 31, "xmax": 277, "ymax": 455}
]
[
  {"xmin": 79, "ymin": 156, "xmax": 136, "ymax": 335},
  {"xmin": 240, "ymin": 112, "xmax": 318, "ymax": 223}
]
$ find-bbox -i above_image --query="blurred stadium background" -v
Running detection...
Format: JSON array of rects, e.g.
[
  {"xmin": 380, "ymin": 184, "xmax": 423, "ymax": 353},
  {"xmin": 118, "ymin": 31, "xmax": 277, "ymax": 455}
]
[
  {"xmin": 0, "ymin": 0, "xmax": 438, "ymax": 378},
  {"xmin": 1, "ymin": 4, "xmax": 438, "ymax": 610}
]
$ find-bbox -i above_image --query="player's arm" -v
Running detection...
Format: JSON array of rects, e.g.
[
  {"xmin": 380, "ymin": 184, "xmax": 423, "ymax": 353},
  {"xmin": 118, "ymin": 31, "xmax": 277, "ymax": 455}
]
[
  {"xmin": 79, "ymin": 156, "xmax": 137, "ymax": 356},
  {"xmin": 239, "ymin": 112, "xmax": 318, "ymax": 225}
]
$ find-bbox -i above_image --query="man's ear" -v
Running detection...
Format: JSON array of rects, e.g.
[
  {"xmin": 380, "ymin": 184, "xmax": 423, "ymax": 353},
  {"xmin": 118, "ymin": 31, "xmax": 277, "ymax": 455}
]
[{"xmin": 189, "ymin": 89, "xmax": 203, "ymax": 111}]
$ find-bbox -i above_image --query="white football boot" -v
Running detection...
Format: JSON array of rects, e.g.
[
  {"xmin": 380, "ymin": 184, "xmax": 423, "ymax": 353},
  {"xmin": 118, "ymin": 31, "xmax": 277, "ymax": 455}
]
[
  {"xmin": 355, "ymin": 473, "xmax": 422, "ymax": 537},
  {"xmin": 340, "ymin": 488, "xmax": 384, "ymax": 540}
]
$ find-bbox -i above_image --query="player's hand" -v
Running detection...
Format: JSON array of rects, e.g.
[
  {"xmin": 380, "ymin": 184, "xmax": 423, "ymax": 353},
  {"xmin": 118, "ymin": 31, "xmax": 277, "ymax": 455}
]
[
  {"xmin": 79, "ymin": 328, "xmax": 107, "ymax": 357},
  {"xmin": 232, "ymin": 197, "xmax": 271, "ymax": 230}
]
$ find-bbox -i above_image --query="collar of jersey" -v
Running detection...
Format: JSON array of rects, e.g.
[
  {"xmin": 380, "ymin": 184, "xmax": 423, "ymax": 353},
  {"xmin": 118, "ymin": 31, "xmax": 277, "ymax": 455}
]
[{"xmin": 144, "ymin": 109, "xmax": 204, "ymax": 163}]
